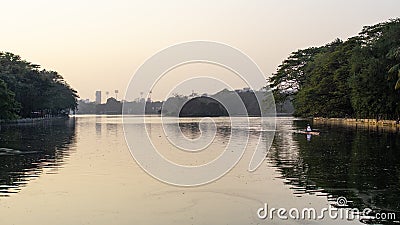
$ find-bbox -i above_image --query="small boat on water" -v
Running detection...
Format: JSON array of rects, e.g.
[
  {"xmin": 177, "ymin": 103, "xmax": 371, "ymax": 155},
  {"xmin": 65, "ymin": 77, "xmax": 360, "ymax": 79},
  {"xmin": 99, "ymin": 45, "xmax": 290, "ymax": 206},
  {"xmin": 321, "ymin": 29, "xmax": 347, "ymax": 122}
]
[
  {"xmin": 296, "ymin": 124, "xmax": 321, "ymax": 135},
  {"xmin": 296, "ymin": 130, "xmax": 320, "ymax": 135}
]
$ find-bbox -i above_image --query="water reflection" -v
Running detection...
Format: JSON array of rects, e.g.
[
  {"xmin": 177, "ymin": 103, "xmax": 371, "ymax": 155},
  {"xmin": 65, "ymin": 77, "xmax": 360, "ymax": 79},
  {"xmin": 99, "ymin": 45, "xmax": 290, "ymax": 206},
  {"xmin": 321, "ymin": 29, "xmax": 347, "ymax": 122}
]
[
  {"xmin": 0, "ymin": 118, "xmax": 76, "ymax": 197},
  {"xmin": 178, "ymin": 120, "xmax": 232, "ymax": 141},
  {"xmin": 268, "ymin": 117, "xmax": 400, "ymax": 224},
  {"xmin": 1, "ymin": 115, "xmax": 399, "ymax": 224}
]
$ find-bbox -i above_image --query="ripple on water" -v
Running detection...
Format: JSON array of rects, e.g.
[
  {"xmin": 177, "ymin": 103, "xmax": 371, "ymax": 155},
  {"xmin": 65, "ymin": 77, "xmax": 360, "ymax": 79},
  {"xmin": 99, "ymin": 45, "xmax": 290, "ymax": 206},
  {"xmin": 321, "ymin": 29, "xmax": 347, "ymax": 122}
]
[{"xmin": 0, "ymin": 118, "xmax": 76, "ymax": 197}]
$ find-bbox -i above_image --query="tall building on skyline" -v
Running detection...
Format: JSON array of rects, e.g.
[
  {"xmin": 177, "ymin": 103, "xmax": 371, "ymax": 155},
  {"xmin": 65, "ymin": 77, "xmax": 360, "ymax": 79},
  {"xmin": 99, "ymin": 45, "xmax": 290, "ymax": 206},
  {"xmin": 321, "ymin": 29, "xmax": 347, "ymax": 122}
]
[
  {"xmin": 95, "ymin": 90, "xmax": 102, "ymax": 104},
  {"xmin": 115, "ymin": 90, "xmax": 119, "ymax": 100}
]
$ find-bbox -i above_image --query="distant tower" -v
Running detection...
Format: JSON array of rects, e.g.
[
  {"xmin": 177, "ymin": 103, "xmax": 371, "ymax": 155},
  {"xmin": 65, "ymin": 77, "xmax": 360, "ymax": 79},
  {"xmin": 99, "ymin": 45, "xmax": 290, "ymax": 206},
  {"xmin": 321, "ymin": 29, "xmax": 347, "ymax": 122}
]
[
  {"xmin": 147, "ymin": 90, "xmax": 152, "ymax": 103},
  {"xmin": 190, "ymin": 90, "xmax": 196, "ymax": 98},
  {"xmin": 95, "ymin": 91, "xmax": 102, "ymax": 104},
  {"xmin": 105, "ymin": 91, "xmax": 109, "ymax": 100},
  {"xmin": 139, "ymin": 92, "xmax": 144, "ymax": 103},
  {"xmin": 115, "ymin": 90, "xmax": 119, "ymax": 100}
]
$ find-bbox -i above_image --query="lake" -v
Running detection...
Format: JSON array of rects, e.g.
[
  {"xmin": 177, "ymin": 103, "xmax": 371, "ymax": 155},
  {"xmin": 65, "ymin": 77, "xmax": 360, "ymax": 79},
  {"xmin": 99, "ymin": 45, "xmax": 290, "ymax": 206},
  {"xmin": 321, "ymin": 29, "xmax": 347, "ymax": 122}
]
[{"xmin": 0, "ymin": 116, "xmax": 398, "ymax": 224}]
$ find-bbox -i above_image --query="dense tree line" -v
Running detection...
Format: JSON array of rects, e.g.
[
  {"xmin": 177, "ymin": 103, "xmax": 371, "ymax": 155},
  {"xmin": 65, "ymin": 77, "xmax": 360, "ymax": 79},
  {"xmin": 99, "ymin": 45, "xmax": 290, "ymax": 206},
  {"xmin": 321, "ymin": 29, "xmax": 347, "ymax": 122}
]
[
  {"xmin": 269, "ymin": 18, "xmax": 400, "ymax": 119},
  {"xmin": 179, "ymin": 96, "xmax": 228, "ymax": 117},
  {"xmin": 0, "ymin": 52, "xmax": 78, "ymax": 120},
  {"xmin": 161, "ymin": 89, "xmax": 274, "ymax": 117}
]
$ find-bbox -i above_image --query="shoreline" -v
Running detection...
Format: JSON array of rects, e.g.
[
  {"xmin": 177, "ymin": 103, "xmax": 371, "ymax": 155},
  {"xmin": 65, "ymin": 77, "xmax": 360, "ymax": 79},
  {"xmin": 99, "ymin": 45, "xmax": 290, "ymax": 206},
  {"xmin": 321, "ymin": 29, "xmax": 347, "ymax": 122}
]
[
  {"xmin": 313, "ymin": 117, "xmax": 400, "ymax": 131},
  {"xmin": 0, "ymin": 116, "xmax": 69, "ymax": 124}
]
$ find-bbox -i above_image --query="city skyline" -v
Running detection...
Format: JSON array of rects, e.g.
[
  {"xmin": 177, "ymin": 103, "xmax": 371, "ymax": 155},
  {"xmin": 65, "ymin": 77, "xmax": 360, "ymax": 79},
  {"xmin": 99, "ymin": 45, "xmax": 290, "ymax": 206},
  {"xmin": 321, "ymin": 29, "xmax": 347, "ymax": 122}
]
[{"xmin": 87, "ymin": 86, "xmax": 258, "ymax": 103}]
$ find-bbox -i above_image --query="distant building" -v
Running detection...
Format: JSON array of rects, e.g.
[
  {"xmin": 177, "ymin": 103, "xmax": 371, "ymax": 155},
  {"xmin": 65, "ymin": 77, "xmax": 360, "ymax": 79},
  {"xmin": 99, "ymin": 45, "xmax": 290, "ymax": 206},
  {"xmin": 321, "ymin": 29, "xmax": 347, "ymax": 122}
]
[
  {"xmin": 95, "ymin": 91, "xmax": 102, "ymax": 104},
  {"xmin": 235, "ymin": 87, "xmax": 253, "ymax": 93},
  {"xmin": 114, "ymin": 90, "xmax": 119, "ymax": 100},
  {"xmin": 243, "ymin": 87, "xmax": 251, "ymax": 92}
]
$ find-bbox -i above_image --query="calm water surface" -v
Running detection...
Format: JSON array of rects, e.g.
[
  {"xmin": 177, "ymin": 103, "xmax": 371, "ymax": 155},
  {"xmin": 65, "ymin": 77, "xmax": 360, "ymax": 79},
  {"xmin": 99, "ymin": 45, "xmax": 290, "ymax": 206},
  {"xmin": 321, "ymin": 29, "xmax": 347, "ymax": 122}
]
[{"xmin": 0, "ymin": 116, "xmax": 398, "ymax": 224}]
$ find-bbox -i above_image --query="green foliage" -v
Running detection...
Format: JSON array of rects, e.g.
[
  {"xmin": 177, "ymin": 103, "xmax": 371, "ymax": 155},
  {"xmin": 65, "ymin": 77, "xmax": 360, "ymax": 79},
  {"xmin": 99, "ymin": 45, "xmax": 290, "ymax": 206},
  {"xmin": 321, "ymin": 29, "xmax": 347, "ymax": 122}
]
[
  {"xmin": 269, "ymin": 18, "xmax": 400, "ymax": 119},
  {"xmin": 387, "ymin": 47, "xmax": 400, "ymax": 90},
  {"xmin": 269, "ymin": 47, "xmax": 324, "ymax": 104},
  {"xmin": 0, "ymin": 79, "xmax": 20, "ymax": 120},
  {"xmin": 0, "ymin": 52, "xmax": 78, "ymax": 119}
]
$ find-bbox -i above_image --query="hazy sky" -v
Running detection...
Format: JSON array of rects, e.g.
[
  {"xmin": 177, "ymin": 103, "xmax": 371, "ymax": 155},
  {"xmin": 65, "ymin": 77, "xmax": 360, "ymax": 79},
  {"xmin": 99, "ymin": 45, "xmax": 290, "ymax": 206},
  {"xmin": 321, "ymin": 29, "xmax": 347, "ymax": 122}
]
[{"xmin": 1, "ymin": 0, "xmax": 399, "ymax": 102}]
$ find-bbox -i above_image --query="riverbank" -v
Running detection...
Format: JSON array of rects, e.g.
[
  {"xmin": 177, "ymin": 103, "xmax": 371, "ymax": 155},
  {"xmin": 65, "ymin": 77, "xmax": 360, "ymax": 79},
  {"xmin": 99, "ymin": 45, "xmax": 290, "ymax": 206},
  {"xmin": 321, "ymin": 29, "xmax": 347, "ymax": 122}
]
[
  {"xmin": 0, "ymin": 116, "xmax": 69, "ymax": 124},
  {"xmin": 313, "ymin": 117, "xmax": 400, "ymax": 131}
]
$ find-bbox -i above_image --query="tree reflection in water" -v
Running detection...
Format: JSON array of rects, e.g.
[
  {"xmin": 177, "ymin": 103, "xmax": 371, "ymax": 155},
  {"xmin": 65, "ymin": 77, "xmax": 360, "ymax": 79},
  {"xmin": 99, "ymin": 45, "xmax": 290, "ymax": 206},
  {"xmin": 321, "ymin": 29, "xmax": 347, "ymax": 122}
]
[
  {"xmin": 268, "ymin": 118, "xmax": 400, "ymax": 224},
  {"xmin": 0, "ymin": 118, "xmax": 76, "ymax": 197}
]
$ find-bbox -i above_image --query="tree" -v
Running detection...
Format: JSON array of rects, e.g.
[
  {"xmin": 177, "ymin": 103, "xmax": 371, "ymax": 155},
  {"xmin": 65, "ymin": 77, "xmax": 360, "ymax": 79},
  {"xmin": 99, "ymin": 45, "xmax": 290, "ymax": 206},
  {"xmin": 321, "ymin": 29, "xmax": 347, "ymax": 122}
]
[
  {"xmin": 0, "ymin": 52, "xmax": 78, "ymax": 118},
  {"xmin": 0, "ymin": 79, "xmax": 19, "ymax": 120},
  {"xmin": 294, "ymin": 39, "xmax": 356, "ymax": 117},
  {"xmin": 269, "ymin": 47, "xmax": 323, "ymax": 104},
  {"xmin": 268, "ymin": 18, "xmax": 400, "ymax": 119},
  {"xmin": 388, "ymin": 47, "xmax": 400, "ymax": 89},
  {"xmin": 350, "ymin": 18, "xmax": 400, "ymax": 119}
]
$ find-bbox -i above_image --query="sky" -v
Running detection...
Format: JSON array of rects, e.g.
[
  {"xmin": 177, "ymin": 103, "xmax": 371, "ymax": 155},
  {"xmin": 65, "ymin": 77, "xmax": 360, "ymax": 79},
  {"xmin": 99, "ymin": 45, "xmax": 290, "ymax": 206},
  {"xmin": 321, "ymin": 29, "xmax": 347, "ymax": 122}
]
[{"xmin": 1, "ymin": 0, "xmax": 399, "ymax": 102}]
